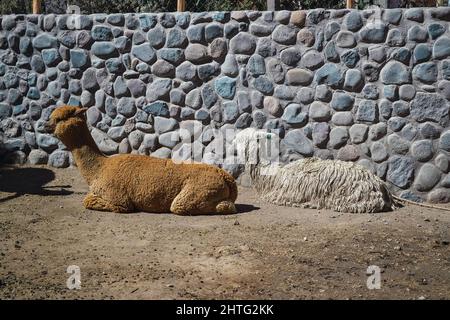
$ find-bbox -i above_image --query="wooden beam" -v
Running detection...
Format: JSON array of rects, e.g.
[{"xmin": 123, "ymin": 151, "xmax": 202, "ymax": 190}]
[
  {"xmin": 346, "ymin": 0, "xmax": 354, "ymax": 9},
  {"xmin": 177, "ymin": 0, "xmax": 186, "ymax": 12},
  {"xmin": 32, "ymin": 0, "xmax": 41, "ymax": 14},
  {"xmin": 267, "ymin": 0, "xmax": 280, "ymax": 11}
]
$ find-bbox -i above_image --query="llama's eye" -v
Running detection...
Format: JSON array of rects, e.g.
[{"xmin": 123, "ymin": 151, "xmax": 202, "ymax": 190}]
[{"xmin": 266, "ymin": 134, "xmax": 271, "ymax": 140}]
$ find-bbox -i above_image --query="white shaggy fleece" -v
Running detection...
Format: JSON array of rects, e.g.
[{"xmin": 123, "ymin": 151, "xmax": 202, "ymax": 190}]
[{"xmin": 234, "ymin": 128, "xmax": 399, "ymax": 213}]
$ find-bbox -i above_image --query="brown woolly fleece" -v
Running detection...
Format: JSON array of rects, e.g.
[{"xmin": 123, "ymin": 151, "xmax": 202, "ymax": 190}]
[{"xmin": 49, "ymin": 106, "xmax": 238, "ymax": 215}]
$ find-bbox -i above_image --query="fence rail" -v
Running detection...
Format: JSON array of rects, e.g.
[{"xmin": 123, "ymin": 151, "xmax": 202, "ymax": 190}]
[{"xmin": 2, "ymin": 0, "xmax": 448, "ymax": 17}]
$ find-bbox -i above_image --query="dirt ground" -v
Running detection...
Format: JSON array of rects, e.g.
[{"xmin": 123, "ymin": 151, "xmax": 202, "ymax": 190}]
[{"xmin": 0, "ymin": 164, "xmax": 449, "ymax": 300}]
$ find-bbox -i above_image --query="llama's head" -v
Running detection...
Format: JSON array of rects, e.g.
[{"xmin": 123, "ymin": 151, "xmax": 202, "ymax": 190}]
[
  {"xmin": 234, "ymin": 128, "xmax": 279, "ymax": 167},
  {"xmin": 49, "ymin": 106, "xmax": 88, "ymax": 148}
]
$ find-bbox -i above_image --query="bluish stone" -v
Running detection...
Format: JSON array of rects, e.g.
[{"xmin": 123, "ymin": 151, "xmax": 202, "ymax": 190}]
[
  {"xmin": 201, "ymin": 84, "xmax": 217, "ymax": 109},
  {"xmin": 384, "ymin": 85, "xmax": 398, "ymax": 101},
  {"xmin": 0, "ymin": 103, "xmax": 12, "ymax": 119},
  {"xmin": 91, "ymin": 41, "xmax": 118, "ymax": 59},
  {"xmin": 388, "ymin": 117, "xmax": 407, "ymax": 132},
  {"xmin": 47, "ymin": 81, "xmax": 61, "ymax": 97},
  {"xmin": 411, "ymin": 92, "xmax": 449, "ymax": 126},
  {"xmin": 359, "ymin": 23, "xmax": 388, "ymax": 43},
  {"xmin": 41, "ymin": 49, "xmax": 61, "ymax": 67},
  {"xmin": 420, "ymin": 122, "xmax": 441, "ymax": 139},
  {"xmin": 405, "ymin": 8, "xmax": 424, "ymax": 22},
  {"xmin": 27, "ymin": 87, "xmax": 40, "ymax": 100},
  {"xmin": 443, "ymin": 60, "xmax": 450, "ymax": 80},
  {"xmin": 314, "ymin": 63, "xmax": 344, "ymax": 88},
  {"xmin": 159, "ymin": 48, "xmax": 184, "ymax": 65},
  {"xmin": 131, "ymin": 43, "xmax": 156, "ymax": 63},
  {"xmin": 146, "ymin": 79, "xmax": 172, "ymax": 103},
  {"xmin": 252, "ymin": 76, "xmax": 274, "ymax": 95},
  {"xmin": 91, "ymin": 25, "xmax": 113, "ymax": 41},
  {"xmin": 32, "ymin": 34, "xmax": 57, "ymax": 50},
  {"xmin": 113, "ymin": 76, "xmax": 129, "ymax": 98},
  {"xmin": 187, "ymin": 25, "xmax": 204, "ymax": 43},
  {"xmin": 166, "ymin": 28, "xmax": 187, "ymax": 48},
  {"xmin": 387, "ymin": 156, "xmax": 415, "ymax": 188},
  {"xmin": 19, "ymin": 37, "xmax": 32, "ymax": 55},
  {"xmin": 212, "ymin": 11, "xmax": 230, "ymax": 23},
  {"xmin": 356, "ymin": 100, "xmax": 378, "ymax": 123},
  {"xmin": 159, "ymin": 13, "xmax": 176, "ymax": 28},
  {"xmin": 408, "ymin": 25, "xmax": 428, "ymax": 42},
  {"xmin": 274, "ymin": 85, "xmax": 296, "ymax": 100},
  {"xmin": 222, "ymin": 101, "xmax": 239, "ymax": 123},
  {"xmin": 344, "ymin": 69, "xmax": 363, "ymax": 91},
  {"xmin": 283, "ymin": 129, "xmax": 314, "ymax": 156},
  {"xmin": 176, "ymin": 61, "xmax": 197, "ymax": 81},
  {"xmin": 411, "ymin": 140, "xmax": 434, "ymax": 162},
  {"xmin": 69, "ymin": 49, "xmax": 88, "ymax": 69},
  {"xmin": 235, "ymin": 113, "xmax": 252, "ymax": 129},
  {"xmin": 81, "ymin": 68, "xmax": 98, "ymax": 92},
  {"xmin": 144, "ymin": 101, "xmax": 170, "ymax": 117},
  {"xmin": 224, "ymin": 22, "xmax": 239, "ymax": 39},
  {"xmin": 112, "ymin": 37, "xmax": 130, "ymax": 54},
  {"xmin": 37, "ymin": 133, "xmax": 59, "ymax": 152},
  {"xmin": 280, "ymin": 47, "xmax": 302, "ymax": 66},
  {"xmin": 195, "ymin": 109, "xmax": 210, "ymax": 122},
  {"xmin": 198, "ymin": 63, "xmax": 219, "ymax": 82},
  {"xmin": 215, "ymin": 76, "xmax": 237, "ymax": 99},
  {"xmin": 230, "ymin": 32, "xmax": 256, "ymax": 54},
  {"xmin": 391, "ymin": 47, "xmax": 411, "ymax": 65},
  {"xmin": 139, "ymin": 14, "xmax": 157, "ymax": 30},
  {"xmin": 324, "ymin": 21, "xmax": 340, "ymax": 40},
  {"xmin": 117, "ymin": 97, "xmax": 136, "ymax": 117},
  {"xmin": 413, "ymin": 44, "xmax": 431, "ymax": 64},
  {"xmin": 383, "ymin": 9, "xmax": 403, "ymax": 25},
  {"xmin": 380, "ymin": 61, "xmax": 411, "ymax": 85},
  {"xmin": 362, "ymin": 84, "xmax": 379, "ymax": 100},
  {"xmin": 428, "ymin": 23, "xmax": 445, "ymax": 40},
  {"xmin": 205, "ymin": 23, "xmax": 223, "ymax": 42},
  {"xmin": 386, "ymin": 29, "xmax": 405, "ymax": 46},
  {"xmin": 344, "ymin": 11, "xmax": 363, "ymax": 31},
  {"xmin": 414, "ymin": 163, "xmax": 441, "ymax": 191},
  {"xmin": 147, "ymin": 26, "xmax": 166, "ymax": 48},
  {"xmin": 247, "ymin": 54, "xmax": 266, "ymax": 76},
  {"xmin": 324, "ymin": 41, "xmax": 339, "ymax": 62},
  {"xmin": 105, "ymin": 58, "xmax": 124, "ymax": 74},
  {"xmin": 331, "ymin": 91, "xmax": 354, "ymax": 111},
  {"xmin": 393, "ymin": 100, "xmax": 410, "ymax": 117},
  {"xmin": 282, "ymin": 104, "xmax": 308, "ymax": 127},
  {"xmin": 341, "ymin": 49, "xmax": 359, "ymax": 68},
  {"xmin": 413, "ymin": 62, "xmax": 437, "ymax": 83},
  {"xmin": 176, "ymin": 12, "xmax": 191, "ymax": 28},
  {"xmin": 3, "ymin": 72, "xmax": 18, "ymax": 88},
  {"xmin": 433, "ymin": 36, "xmax": 450, "ymax": 60}
]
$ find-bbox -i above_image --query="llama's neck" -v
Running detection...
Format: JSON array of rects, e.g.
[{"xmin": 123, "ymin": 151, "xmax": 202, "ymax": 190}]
[{"xmin": 65, "ymin": 123, "xmax": 105, "ymax": 185}]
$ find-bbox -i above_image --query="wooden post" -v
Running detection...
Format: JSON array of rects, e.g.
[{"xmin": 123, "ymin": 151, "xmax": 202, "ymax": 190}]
[
  {"xmin": 32, "ymin": 0, "xmax": 41, "ymax": 14},
  {"xmin": 177, "ymin": 0, "xmax": 186, "ymax": 12},
  {"xmin": 346, "ymin": 0, "xmax": 353, "ymax": 9},
  {"xmin": 267, "ymin": 0, "xmax": 280, "ymax": 11}
]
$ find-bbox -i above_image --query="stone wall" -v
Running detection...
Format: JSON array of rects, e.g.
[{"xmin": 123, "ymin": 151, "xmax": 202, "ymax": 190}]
[{"xmin": 1, "ymin": 8, "xmax": 450, "ymax": 202}]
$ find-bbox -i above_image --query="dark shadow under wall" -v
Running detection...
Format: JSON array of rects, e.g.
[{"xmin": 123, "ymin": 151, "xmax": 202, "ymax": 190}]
[{"xmin": 0, "ymin": 166, "xmax": 73, "ymax": 203}]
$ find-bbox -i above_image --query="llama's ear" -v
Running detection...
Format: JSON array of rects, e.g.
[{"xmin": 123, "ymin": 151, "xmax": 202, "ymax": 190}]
[{"xmin": 74, "ymin": 107, "xmax": 88, "ymax": 116}]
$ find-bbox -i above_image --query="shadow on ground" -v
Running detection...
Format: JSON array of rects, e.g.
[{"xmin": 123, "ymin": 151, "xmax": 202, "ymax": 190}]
[
  {"xmin": 236, "ymin": 203, "xmax": 260, "ymax": 213},
  {"xmin": 0, "ymin": 166, "xmax": 73, "ymax": 203}
]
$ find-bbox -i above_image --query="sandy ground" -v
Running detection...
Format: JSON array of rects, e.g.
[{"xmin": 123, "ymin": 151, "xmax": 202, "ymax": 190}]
[{"xmin": 0, "ymin": 164, "xmax": 449, "ymax": 300}]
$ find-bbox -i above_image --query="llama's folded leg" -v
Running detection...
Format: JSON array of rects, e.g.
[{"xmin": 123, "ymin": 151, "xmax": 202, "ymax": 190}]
[
  {"xmin": 83, "ymin": 193, "xmax": 134, "ymax": 213},
  {"xmin": 301, "ymin": 202, "xmax": 318, "ymax": 209},
  {"xmin": 170, "ymin": 185, "xmax": 232, "ymax": 215}
]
